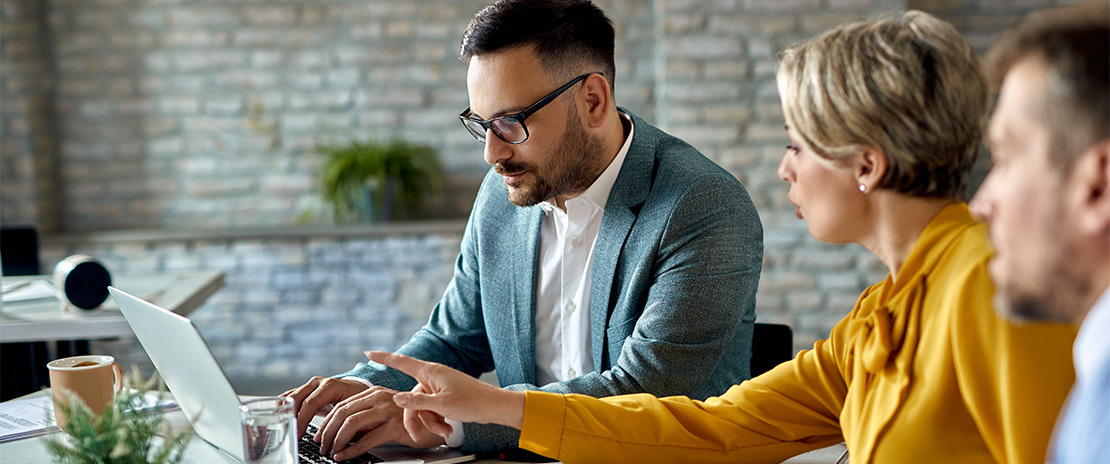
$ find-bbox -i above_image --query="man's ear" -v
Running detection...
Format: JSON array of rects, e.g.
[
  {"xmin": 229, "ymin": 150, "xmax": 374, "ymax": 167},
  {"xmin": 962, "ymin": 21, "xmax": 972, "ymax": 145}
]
[
  {"xmin": 1071, "ymin": 138, "xmax": 1110, "ymax": 236},
  {"xmin": 580, "ymin": 73, "xmax": 611, "ymax": 129},
  {"xmin": 856, "ymin": 147, "xmax": 888, "ymax": 192}
]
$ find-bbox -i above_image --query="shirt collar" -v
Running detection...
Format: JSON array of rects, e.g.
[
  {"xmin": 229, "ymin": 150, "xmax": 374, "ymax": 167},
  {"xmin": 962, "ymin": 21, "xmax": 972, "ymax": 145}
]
[
  {"xmin": 540, "ymin": 111, "xmax": 634, "ymax": 212},
  {"xmin": 1074, "ymin": 286, "xmax": 1110, "ymax": 381}
]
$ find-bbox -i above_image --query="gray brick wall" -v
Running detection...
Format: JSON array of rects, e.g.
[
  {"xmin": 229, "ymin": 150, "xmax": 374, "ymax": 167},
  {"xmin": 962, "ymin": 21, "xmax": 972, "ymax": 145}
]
[
  {"xmin": 2, "ymin": 0, "xmax": 1072, "ymax": 379},
  {"xmin": 0, "ymin": 0, "xmax": 59, "ymax": 232},
  {"xmin": 1, "ymin": 0, "xmax": 658, "ymax": 231}
]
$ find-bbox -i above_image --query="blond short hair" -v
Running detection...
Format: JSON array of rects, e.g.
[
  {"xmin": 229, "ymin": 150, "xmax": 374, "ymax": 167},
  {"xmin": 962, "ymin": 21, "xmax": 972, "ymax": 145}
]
[{"xmin": 777, "ymin": 10, "xmax": 989, "ymax": 199}]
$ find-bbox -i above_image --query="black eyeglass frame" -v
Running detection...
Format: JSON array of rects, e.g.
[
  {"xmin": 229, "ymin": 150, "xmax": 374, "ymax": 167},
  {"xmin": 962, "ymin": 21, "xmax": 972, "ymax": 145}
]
[{"xmin": 458, "ymin": 72, "xmax": 602, "ymax": 144}]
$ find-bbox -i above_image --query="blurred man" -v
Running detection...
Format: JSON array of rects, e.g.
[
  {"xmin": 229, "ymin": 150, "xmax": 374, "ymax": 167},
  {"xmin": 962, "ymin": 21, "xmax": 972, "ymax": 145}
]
[
  {"xmin": 284, "ymin": 0, "xmax": 762, "ymax": 460},
  {"xmin": 972, "ymin": 3, "xmax": 1109, "ymax": 463}
]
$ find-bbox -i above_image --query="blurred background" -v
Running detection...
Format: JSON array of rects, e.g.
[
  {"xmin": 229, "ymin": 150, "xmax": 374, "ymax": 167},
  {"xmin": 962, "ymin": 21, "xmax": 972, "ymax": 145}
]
[{"xmin": 0, "ymin": 0, "xmax": 1074, "ymax": 394}]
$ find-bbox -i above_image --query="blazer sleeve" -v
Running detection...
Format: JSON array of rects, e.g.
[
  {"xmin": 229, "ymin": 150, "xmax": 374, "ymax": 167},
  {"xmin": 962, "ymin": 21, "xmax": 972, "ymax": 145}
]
[
  {"xmin": 460, "ymin": 172, "xmax": 764, "ymax": 451},
  {"xmin": 516, "ymin": 314, "xmax": 855, "ymax": 463},
  {"xmin": 338, "ymin": 181, "xmax": 497, "ymax": 391}
]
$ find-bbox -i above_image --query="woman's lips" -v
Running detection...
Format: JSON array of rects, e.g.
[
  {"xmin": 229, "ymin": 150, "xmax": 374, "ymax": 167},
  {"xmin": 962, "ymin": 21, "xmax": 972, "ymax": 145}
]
[{"xmin": 788, "ymin": 198, "xmax": 802, "ymax": 219}]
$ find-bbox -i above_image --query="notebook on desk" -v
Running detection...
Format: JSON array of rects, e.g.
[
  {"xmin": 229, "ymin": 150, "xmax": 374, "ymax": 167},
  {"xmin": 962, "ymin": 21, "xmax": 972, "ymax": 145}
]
[{"xmin": 110, "ymin": 287, "xmax": 475, "ymax": 464}]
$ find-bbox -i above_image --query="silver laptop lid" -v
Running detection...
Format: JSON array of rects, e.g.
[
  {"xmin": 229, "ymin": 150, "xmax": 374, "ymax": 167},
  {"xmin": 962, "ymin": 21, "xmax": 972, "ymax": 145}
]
[
  {"xmin": 112, "ymin": 286, "xmax": 476, "ymax": 464},
  {"xmin": 110, "ymin": 287, "xmax": 245, "ymax": 462}
]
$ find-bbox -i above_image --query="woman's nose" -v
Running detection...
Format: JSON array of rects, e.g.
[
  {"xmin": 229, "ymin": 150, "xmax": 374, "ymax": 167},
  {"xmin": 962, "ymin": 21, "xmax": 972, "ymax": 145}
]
[{"xmin": 777, "ymin": 151, "xmax": 793, "ymax": 182}]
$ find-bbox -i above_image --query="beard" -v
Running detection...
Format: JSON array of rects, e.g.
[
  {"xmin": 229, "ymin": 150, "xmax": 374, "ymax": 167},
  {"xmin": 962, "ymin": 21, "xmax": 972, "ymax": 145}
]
[
  {"xmin": 497, "ymin": 105, "xmax": 608, "ymax": 207},
  {"xmin": 994, "ymin": 288, "xmax": 1062, "ymax": 323},
  {"xmin": 992, "ymin": 227, "xmax": 1090, "ymax": 325}
]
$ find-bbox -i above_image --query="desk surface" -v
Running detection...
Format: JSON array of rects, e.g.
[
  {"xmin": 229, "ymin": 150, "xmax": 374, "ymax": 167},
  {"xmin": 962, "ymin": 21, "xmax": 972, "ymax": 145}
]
[
  {"xmin": 0, "ymin": 390, "xmax": 534, "ymax": 464},
  {"xmin": 2, "ymin": 424, "xmax": 847, "ymax": 464},
  {"xmin": 0, "ymin": 270, "xmax": 224, "ymax": 343},
  {"xmin": 0, "ymin": 389, "xmax": 848, "ymax": 464}
]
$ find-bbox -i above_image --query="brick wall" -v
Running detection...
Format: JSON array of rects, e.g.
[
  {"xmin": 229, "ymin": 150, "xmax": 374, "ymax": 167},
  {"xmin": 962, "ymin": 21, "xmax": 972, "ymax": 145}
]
[
  {"xmin": 2, "ymin": 0, "xmax": 1071, "ymax": 382},
  {"xmin": 0, "ymin": 0, "xmax": 58, "ymax": 232},
  {"xmin": 0, "ymin": 0, "xmax": 660, "ymax": 231}
]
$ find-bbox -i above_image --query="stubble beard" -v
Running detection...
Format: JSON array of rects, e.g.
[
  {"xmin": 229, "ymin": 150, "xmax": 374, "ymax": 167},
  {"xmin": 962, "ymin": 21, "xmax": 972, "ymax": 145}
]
[
  {"xmin": 992, "ymin": 225, "xmax": 1090, "ymax": 325},
  {"xmin": 500, "ymin": 107, "xmax": 608, "ymax": 207}
]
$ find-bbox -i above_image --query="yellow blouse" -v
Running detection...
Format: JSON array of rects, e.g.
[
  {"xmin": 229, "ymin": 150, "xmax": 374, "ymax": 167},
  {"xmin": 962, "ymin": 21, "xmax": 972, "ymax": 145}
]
[{"xmin": 518, "ymin": 204, "xmax": 1076, "ymax": 463}]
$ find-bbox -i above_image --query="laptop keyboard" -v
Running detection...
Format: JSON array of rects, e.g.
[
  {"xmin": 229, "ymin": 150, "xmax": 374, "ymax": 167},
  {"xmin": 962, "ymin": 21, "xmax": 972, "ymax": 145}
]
[{"xmin": 299, "ymin": 424, "xmax": 384, "ymax": 464}]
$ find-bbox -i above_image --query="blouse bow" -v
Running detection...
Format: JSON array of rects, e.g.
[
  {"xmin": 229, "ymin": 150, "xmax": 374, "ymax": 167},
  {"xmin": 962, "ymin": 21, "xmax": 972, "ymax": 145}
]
[{"xmin": 853, "ymin": 278, "xmax": 927, "ymax": 374}]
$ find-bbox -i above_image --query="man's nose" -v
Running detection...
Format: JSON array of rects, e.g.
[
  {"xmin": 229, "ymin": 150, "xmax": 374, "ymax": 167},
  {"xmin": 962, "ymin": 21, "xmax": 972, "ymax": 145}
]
[
  {"xmin": 483, "ymin": 131, "xmax": 511, "ymax": 166},
  {"xmin": 969, "ymin": 178, "xmax": 994, "ymax": 222}
]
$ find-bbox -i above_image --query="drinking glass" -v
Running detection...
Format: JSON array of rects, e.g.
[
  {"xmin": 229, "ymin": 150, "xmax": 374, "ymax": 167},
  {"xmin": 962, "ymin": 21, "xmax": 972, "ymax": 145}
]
[{"xmin": 240, "ymin": 396, "xmax": 297, "ymax": 464}]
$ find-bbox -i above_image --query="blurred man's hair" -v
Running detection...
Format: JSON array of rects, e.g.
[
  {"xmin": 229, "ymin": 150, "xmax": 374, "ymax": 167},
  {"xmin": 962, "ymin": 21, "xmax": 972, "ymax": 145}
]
[
  {"xmin": 460, "ymin": 0, "xmax": 616, "ymax": 93},
  {"xmin": 988, "ymin": 2, "xmax": 1110, "ymax": 173}
]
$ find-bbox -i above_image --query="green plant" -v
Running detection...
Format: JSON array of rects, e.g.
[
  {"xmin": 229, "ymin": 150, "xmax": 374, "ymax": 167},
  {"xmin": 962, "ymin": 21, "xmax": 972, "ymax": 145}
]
[
  {"xmin": 317, "ymin": 139, "xmax": 444, "ymax": 223},
  {"xmin": 44, "ymin": 372, "xmax": 192, "ymax": 464}
]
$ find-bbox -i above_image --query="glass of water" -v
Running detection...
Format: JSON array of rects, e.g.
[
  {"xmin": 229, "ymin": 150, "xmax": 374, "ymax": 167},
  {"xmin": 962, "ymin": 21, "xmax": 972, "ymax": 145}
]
[{"xmin": 240, "ymin": 396, "xmax": 297, "ymax": 464}]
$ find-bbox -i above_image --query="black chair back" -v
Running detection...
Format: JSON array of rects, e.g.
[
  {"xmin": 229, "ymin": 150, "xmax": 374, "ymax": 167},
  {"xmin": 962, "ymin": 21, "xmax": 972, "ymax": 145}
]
[
  {"xmin": 751, "ymin": 322, "xmax": 794, "ymax": 377},
  {"xmin": 1, "ymin": 225, "xmax": 42, "ymax": 276},
  {"xmin": 0, "ymin": 225, "xmax": 48, "ymax": 401}
]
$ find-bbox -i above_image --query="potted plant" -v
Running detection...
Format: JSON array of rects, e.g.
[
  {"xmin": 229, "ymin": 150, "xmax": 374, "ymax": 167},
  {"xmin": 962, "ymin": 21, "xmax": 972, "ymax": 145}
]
[
  {"xmin": 316, "ymin": 139, "xmax": 444, "ymax": 224},
  {"xmin": 44, "ymin": 372, "xmax": 192, "ymax": 464}
]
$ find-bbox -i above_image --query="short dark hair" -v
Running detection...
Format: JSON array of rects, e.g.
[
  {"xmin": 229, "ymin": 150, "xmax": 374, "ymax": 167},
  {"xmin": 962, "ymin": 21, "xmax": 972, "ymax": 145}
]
[
  {"xmin": 988, "ymin": 2, "xmax": 1110, "ymax": 173},
  {"xmin": 460, "ymin": 0, "xmax": 616, "ymax": 92}
]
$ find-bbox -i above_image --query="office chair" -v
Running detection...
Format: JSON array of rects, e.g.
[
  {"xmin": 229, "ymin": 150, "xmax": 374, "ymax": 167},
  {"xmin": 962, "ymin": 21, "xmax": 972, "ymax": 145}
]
[
  {"xmin": 1, "ymin": 225, "xmax": 50, "ymax": 401},
  {"xmin": 1, "ymin": 225, "xmax": 41, "ymax": 276},
  {"xmin": 751, "ymin": 322, "xmax": 794, "ymax": 378},
  {"xmin": 0, "ymin": 225, "xmax": 91, "ymax": 401}
]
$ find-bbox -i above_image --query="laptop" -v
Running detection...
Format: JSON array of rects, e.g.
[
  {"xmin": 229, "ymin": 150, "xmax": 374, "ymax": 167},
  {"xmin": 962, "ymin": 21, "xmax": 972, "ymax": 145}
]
[{"xmin": 110, "ymin": 286, "xmax": 475, "ymax": 464}]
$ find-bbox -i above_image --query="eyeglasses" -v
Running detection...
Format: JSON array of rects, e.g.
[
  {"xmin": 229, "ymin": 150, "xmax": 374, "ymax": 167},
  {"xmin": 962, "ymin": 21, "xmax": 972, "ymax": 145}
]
[{"xmin": 459, "ymin": 72, "xmax": 600, "ymax": 144}]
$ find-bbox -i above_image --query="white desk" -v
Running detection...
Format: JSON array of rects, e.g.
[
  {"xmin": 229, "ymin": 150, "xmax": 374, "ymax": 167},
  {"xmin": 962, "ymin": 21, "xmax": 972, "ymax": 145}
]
[
  {"xmin": 0, "ymin": 270, "xmax": 224, "ymax": 343},
  {"xmin": 0, "ymin": 389, "xmax": 848, "ymax": 464},
  {"xmin": 0, "ymin": 390, "xmax": 526, "ymax": 464}
]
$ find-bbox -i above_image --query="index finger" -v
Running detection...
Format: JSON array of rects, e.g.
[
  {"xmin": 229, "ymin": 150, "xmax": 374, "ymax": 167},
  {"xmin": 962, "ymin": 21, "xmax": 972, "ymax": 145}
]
[{"xmin": 365, "ymin": 351, "xmax": 432, "ymax": 382}]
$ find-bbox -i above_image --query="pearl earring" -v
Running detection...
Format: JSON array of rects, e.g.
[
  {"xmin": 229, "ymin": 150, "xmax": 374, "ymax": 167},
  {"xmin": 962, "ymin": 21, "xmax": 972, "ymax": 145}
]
[{"xmin": 859, "ymin": 184, "xmax": 867, "ymax": 193}]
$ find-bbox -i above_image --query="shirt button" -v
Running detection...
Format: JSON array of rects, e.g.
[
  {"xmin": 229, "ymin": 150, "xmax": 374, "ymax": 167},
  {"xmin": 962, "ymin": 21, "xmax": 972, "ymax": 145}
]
[
  {"xmin": 570, "ymin": 235, "xmax": 581, "ymax": 247},
  {"xmin": 568, "ymin": 368, "xmax": 578, "ymax": 378},
  {"xmin": 566, "ymin": 302, "xmax": 576, "ymax": 314}
]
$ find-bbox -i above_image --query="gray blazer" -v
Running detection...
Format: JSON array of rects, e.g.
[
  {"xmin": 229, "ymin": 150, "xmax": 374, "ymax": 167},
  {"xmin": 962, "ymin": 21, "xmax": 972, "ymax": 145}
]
[{"xmin": 342, "ymin": 110, "xmax": 763, "ymax": 451}]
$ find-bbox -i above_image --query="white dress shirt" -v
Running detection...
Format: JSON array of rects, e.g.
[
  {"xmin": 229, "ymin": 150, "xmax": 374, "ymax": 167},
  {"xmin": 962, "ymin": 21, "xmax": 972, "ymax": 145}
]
[
  {"xmin": 347, "ymin": 113, "xmax": 635, "ymax": 447},
  {"xmin": 534, "ymin": 114, "xmax": 633, "ymax": 385},
  {"xmin": 1049, "ymin": 286, "xmax": 1110, "ymax": 464},
  {"xmin": 1072, "ymin": 287, "xmax": 1110, "ymax": 391}
]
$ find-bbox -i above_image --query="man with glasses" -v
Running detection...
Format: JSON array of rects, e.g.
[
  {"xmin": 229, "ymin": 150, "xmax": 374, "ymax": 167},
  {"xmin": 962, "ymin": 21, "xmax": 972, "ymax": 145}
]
[
  {"xmin": 971, "ymin": 3, "xmax": 1108, "ymax": 463},
  {"xmin": 285, "ymin": 0, "xmax": 762, "ymax": 458}
]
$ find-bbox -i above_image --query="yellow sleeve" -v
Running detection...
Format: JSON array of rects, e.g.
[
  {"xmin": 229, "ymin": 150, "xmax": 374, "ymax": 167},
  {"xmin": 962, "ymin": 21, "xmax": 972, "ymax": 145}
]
[
  {"xmin": 947, "ymin": 257, "xmax": 1076, "ymax": 464},
  {"xmin": 518, "ymin": 310, "xmax": 865, "ymax": 463}
]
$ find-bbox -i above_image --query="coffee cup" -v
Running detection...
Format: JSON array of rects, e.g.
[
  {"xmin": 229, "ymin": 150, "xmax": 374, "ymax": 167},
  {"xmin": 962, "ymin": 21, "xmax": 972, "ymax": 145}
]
[{"xmin": 46, "ymin": 355, "xmax": 123, "ymax": 433}]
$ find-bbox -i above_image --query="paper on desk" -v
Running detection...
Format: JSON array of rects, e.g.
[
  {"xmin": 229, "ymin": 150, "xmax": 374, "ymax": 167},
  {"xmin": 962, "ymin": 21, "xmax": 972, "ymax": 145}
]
[
  {"xmin": 0, "ymin": 280, "xmax": 57, "ymax": 303},
  {"xmin": 0, "ymin": 390, "xmax": 178, "ymax": 443}
]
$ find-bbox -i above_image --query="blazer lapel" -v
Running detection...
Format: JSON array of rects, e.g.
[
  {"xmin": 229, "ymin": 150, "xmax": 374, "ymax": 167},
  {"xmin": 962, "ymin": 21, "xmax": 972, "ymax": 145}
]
[
  {"xmin": 514, "ymin": 206, "xmax": 544, "ymax": 385},
  {"xmin": 590, "ymin": 110, "xmax": 654, "ymax": 370}
]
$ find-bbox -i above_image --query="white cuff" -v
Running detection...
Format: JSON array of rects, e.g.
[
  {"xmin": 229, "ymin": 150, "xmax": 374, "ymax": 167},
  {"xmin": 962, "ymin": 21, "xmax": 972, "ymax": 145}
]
[
  {"xmin": 444, "ymin": 419, "xmax": 464, "ymax": 448},
  {"xmin": 341, "ymin": 376, "xmax": 374, "ymax": 388}
]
